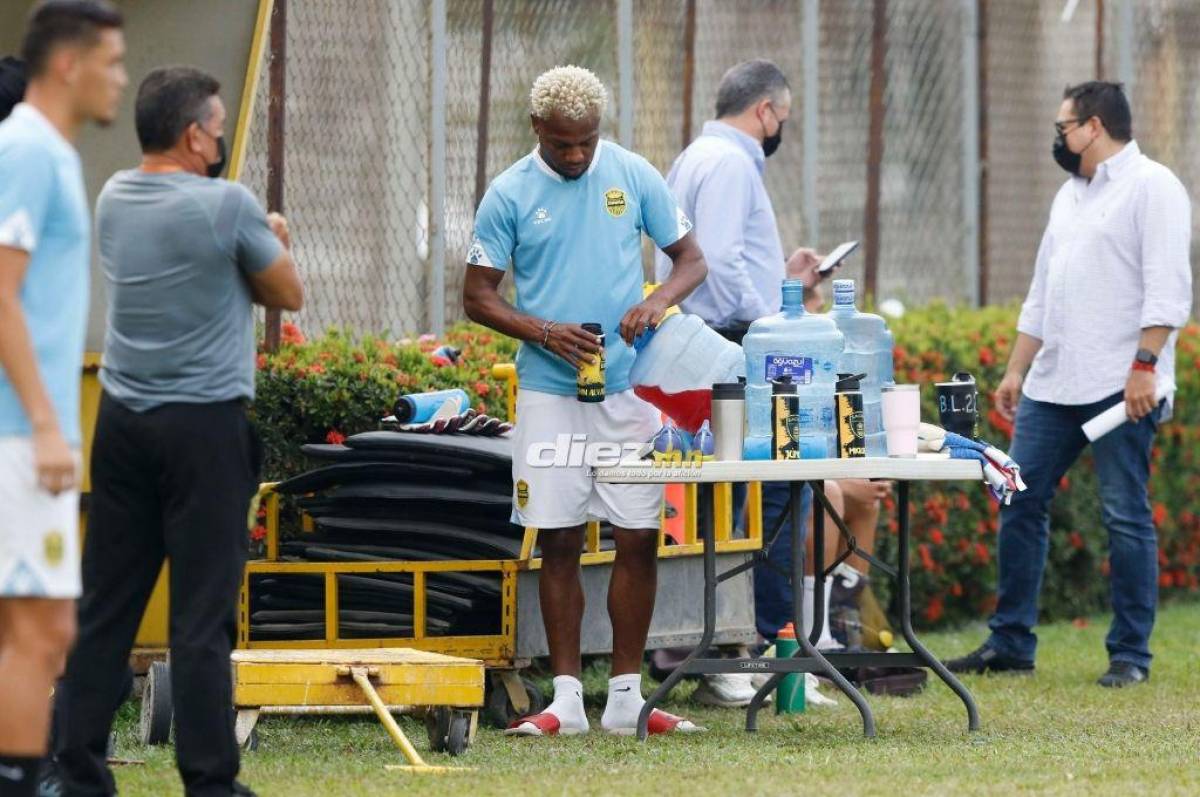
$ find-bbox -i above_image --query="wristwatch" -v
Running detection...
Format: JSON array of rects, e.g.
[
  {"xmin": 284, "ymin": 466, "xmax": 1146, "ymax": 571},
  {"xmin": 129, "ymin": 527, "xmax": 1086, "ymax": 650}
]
[{"xmin": 1132, "ymin": 348, "xmax": 1158, "ymax": 373}]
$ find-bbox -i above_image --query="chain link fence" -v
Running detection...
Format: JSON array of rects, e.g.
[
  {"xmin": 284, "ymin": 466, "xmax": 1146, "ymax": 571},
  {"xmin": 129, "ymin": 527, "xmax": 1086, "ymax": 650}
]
[{"xmin": 239, "ymin": 0, "xmax": 1199, "ymax": 337}]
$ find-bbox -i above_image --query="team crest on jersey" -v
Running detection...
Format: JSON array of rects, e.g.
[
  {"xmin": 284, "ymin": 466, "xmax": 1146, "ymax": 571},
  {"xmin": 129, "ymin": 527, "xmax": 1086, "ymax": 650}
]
[
  {"xmin": 604, "ymin": 188, "xmax": 627, "ymax": 218},
  {"xmin": 515, "ymin": 479, "xmax": 529, "ymax": 509},
  {"xmin": 533, "ymin": 207, "xmax": 552, "ymax": 225},
  {"xmin": 43, "ymin": 530, "xmax": 64, "ymax": 567}
]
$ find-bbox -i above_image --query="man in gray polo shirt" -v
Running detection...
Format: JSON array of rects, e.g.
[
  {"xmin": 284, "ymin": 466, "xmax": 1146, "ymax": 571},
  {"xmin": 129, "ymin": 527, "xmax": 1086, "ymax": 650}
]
[{"xmin": 52, "ymin": 66, "xmax": 302, "ymax": 797}]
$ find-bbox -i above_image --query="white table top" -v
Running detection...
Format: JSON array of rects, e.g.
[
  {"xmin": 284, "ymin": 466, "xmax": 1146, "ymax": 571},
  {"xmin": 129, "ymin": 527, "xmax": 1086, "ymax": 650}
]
[{"xmin": 593, "ymin": 454, "xmax": 982, "ymax": 484}]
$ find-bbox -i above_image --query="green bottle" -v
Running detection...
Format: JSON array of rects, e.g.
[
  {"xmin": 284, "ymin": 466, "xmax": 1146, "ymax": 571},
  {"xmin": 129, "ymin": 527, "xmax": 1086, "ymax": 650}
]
[{"xmin": 775, "ymin": 622, "xmax": 806, "ymax": 714}]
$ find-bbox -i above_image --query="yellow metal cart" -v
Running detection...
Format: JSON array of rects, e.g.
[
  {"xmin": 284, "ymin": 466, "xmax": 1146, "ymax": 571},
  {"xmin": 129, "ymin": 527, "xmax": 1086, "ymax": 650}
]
[{"xmin": 228, "ymin": 363, "xmax": 764, "ymax": 731}]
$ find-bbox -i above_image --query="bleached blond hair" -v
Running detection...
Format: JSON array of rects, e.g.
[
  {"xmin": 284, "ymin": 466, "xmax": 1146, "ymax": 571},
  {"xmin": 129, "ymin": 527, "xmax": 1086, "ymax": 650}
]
[{"xmin": 530, "ymin": 65, "xmax": 608, "ymax": 121}]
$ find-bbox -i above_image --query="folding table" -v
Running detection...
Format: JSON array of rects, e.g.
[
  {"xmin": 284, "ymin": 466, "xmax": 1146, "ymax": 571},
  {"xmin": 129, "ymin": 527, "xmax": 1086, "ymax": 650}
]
[{"xmin": 594, "ymin": 455, "xmax": 983, "ymax": 740}]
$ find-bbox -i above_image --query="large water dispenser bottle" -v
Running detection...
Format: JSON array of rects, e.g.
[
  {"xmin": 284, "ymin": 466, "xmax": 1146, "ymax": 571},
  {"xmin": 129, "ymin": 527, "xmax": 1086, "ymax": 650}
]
[
  {"xmin": 828, "ymin": 279, "xmax": 895, "ymax": 456},
  {"xmin": 743, "ymin": 280, "xmax": 844, "ymax": 459}
]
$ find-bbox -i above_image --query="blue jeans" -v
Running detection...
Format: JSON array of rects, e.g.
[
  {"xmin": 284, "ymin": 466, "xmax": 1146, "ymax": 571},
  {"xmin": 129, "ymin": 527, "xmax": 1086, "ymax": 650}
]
[
  {"xmin": 754, "ymin": 481, "xmax": 813, "ymax": 639},
  {"xmin": 986, "ymin": 391, "xmax": 1161, "ymax": 669}
]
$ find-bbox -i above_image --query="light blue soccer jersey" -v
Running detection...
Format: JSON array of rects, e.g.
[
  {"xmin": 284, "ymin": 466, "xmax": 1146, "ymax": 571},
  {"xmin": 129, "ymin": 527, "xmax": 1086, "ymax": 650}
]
[
  {"xmin": 468, "ymin": 140, "xmax": 692, "ymax": 395},
  {"xmin": 0, "ymin": 104, "xmax": 90, "ymax": 446}
]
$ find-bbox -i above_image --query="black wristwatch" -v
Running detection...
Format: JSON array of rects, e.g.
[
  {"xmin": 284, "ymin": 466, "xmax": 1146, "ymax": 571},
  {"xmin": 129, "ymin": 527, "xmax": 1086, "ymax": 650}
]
[{"xmin": 1135, "ymin": 348, "xmax": 1158, "ymax": 367}]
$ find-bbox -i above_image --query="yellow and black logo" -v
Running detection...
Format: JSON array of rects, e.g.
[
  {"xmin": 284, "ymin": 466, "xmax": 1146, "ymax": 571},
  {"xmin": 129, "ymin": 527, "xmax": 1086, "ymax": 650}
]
[
  {"xmin": 515, "ymin": 479, "xmax": 529, "ymax": 509},
  {"xmin": 604, "ymin": 188, "xmax": 627, "ymax": 218},
  {"xmin": 43, "ymin": 530, "xmax": 64, "ymax": 567}
]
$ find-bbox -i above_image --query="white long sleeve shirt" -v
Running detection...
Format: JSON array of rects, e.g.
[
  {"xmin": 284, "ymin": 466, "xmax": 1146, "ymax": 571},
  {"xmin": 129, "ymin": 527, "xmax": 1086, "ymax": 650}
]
[
  {"xmin": 1019, "ymin": 140, "xmax": 1192, "ymax": 409},
  {"xmin": 653, "ymin": 121, "xmax": 784, "ymax": 327}
]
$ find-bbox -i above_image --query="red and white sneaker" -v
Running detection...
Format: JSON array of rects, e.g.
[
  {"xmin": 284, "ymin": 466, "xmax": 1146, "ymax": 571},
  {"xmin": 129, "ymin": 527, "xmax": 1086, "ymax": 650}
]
[
  {"xmin": 603, "ymin": 709, "xmax": 706, "ymax": 736},
  {"xmin": 505, "ymin": 712, "xmax": 589, "ymax": 737}
]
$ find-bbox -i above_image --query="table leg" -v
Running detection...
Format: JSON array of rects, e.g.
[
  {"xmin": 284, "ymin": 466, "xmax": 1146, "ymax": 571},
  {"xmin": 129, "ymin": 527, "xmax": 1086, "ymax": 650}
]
[
  {"xmin": 745, "ymin": 481, "xmax": 876, "ymax": 738},
  {"xmin": 638, "ymin": 484, "xmax": 717, "ymax": 741},
  {"xmin": 895, "ymin": 481, "xmax": 980, "ymax": 732}
]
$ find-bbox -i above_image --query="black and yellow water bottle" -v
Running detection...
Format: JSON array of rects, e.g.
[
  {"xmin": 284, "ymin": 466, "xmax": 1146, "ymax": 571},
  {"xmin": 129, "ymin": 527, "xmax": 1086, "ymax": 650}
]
[
  {"xmin": 577, "ymin": 322, "xmax": 606, "ymax": 403},
  {"xmin": 835, "ymin": 372, "xmax": 867, "ymax": 459},
  {"xmin": 771, "ymin": 377, "xmax": 799, "ymax": 460}
]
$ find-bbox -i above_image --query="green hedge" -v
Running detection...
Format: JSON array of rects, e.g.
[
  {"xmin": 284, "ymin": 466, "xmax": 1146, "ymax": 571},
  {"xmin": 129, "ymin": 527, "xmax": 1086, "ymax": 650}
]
[{"xmin": 255, "ymin": 308, "xmax": 1200, "ymax": 627}]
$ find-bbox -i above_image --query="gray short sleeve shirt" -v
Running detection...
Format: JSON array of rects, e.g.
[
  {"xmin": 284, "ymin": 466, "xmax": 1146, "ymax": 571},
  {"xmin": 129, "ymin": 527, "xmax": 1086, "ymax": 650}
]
[{"xmin": 96, "ymin": 171, "xmax": 283, "ymax": 411}]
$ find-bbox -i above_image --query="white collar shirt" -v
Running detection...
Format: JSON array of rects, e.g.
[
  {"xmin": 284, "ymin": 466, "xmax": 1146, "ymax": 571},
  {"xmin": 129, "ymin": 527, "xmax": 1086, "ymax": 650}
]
[{"xmin": 1018, "ymin": 140, "xmax": 1193, "ymax": 409}]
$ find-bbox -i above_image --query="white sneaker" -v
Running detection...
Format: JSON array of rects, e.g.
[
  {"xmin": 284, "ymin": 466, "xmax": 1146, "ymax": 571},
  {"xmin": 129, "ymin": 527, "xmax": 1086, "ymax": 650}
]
[
  {"xmin": 805, "ymin": 673, "xmax": 839, "ymax": 707},
  {"xmin": 692, "ymin": 672, "xmax": 757, "ymax": 707}
]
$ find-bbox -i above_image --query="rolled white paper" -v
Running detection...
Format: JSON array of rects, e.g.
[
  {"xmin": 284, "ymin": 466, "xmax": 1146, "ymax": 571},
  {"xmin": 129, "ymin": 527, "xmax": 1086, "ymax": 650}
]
[{"xmin": 1081, "ymin": 387, "xmax": 1169, "ymax": 442}]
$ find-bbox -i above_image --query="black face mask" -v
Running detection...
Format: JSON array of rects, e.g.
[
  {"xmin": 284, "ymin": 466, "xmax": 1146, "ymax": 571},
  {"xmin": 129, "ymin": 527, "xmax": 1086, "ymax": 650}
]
[
  {"xmin": 763, "ymin": 120, "xmax": 784, "ymax": 158},
  {"xmin": 1052, "ymin": 132, "xmax": 1081, "ymax": 176},
  {"xmin": 207, "ymin": 135, "xmax": 227, "ymax": 179}
]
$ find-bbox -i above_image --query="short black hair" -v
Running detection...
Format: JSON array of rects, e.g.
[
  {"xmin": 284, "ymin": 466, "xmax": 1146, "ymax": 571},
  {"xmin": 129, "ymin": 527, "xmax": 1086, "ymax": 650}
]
[
  {"xmin": 21, "ymin": 0, "xmax": 123, "ymax": 78},
  {"xmin": 1063, "ymin": 81, "xmax": 1132, "ymax": 142},
  {"xmin": 0, "ymin": 57, "xmax": 27, "ymax": 121},
  {"xmin": 135, "ymin": 66, "xmax": 221, "ymax": 153},
  {"xmin": 715, "ymin": 59, "xmax": 789, "ymax": 118}
]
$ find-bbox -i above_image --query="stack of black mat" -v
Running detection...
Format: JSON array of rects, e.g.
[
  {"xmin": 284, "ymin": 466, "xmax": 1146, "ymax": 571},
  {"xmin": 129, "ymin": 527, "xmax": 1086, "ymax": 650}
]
[{"xmin": 249, "ymin": 433, "xmax": 521, "ymax": 641}]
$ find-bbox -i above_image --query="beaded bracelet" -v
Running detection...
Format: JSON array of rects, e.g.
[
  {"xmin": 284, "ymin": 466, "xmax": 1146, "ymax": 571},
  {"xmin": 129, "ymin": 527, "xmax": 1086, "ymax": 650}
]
[{"xmin": 541, "ymin": 320, "xmax": 557, "ymax": 347}]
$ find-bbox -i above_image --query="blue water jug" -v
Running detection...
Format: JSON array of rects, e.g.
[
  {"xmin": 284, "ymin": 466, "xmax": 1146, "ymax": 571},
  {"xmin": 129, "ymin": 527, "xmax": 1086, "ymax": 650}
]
[
  {"xmin": 828, "ymin": 279, "xmax": 895, "ymax": 456},
  {"xmin": 743, "ymin": 280, "xmax": 844, "ymax": 459}
]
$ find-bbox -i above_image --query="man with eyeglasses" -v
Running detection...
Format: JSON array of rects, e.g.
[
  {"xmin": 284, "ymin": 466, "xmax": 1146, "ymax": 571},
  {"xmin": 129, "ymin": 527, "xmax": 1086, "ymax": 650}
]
[{"xmin": 947, "ymin": 81, "xmax": 1191, "ymax": 688}]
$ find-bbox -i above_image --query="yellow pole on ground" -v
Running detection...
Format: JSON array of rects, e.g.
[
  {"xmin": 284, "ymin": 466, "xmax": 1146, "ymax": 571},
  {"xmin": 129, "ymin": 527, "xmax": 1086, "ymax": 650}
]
[{"xmin": 343, "ymin": 667, "xmax": 463, "ymax": 774}]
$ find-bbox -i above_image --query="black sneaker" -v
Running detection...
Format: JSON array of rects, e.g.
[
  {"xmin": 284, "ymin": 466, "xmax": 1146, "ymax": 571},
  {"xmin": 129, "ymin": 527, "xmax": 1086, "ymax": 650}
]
[
  {"xmin": 944, "ymin": 643, "xmax": 1034, "ymax": 675},
  {"xmin": 1097, "ymin": 661, "xmax": 1149, "ymax": 688}
]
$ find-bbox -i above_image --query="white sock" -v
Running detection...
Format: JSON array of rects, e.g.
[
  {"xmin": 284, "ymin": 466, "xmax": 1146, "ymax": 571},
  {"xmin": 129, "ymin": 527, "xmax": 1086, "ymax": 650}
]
[
  {"xmin": 540, "ymin": 675, "xmax": 589, "ymax": 733},
  {"xmin": 600, "ymin": 673, "xmax": 645, "ymax": 731}
]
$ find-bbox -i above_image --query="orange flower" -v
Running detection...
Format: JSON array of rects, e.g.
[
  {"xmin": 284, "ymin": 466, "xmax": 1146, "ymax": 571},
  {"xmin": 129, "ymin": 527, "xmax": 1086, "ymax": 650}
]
[
  {"xmin": 950, "ymin": 582, "xmax": 963, "ymax": 597},
  {"xmin": 256, "ymin": 353, "xmax": 267, "ymax": 370},
  {"xmin": 918, "ymin": 543, "xmax": 935, "ymax": 571},
  {"xmin": 979, "ymin": 346, "xmax": 995, "ymax": 367},
  {"xmin": 281, "ymin": 322, "xmax": 305, "ymax": 345},
  {"xmin": 930, "ymin": 528, "xmax": 945, "ymax": 545},
  {"xmin": 325, "ymin": 429, "xmax": 346, "ymax": 445},
  {"xmin": 250, "ymin": 524, "xmax": 267, "ymax": 541},
  {"xmin": 473, "ymin": 380, "xmax": 491, "ymax": 397},
  {"xmin": 1152, "ymin": 503, "xmax": 1167, "ymax": 526},
  {"xmin": 924, "ymin": 595, "xmax": 944, "ymax": 623},
  {"xmin": 955, "ymin": 493, "xmax": 970, "ymax": 511},
  {"xmin": 1159, "ymin": 572, "xmax": 1174, "ymax": 588},
  {"xmin": 308, "ymin": 364, "xmax": 325, "ymax": 376},
  {"xmin": 1068, "ymin": 531, "xmax": 1084, "ymax": 550},
  {"xmin": 1072, "ymin": 617, "xmax": 1089, "ymax": 629},
  {"xmin": 973, "ymin": 542, "xmax": 991, "ymax": 565},
  {"xmin": 987, "ymin": 407, "xmax": 1014, "ymax": 439},
  {"xmin": 1100, "ymin": 558, "xmax": 1111, "ymax": 577}
]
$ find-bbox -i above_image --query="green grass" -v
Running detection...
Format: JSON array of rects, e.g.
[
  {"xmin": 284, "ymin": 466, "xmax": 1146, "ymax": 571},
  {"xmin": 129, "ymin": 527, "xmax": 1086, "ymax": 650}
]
[{"xmin": 111, "ymin": 603, "xmax": 1200, "ymax": 796}]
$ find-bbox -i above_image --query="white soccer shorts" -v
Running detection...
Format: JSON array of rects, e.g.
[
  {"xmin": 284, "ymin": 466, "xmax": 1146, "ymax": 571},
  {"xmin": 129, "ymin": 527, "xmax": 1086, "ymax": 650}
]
[
  {"xmin": 0, "ymin": 437, "xmax": 81, "ymax": 598},
  {"xmin": 511, "ymin": 389, "xmax": 663, "ymax": 530}
]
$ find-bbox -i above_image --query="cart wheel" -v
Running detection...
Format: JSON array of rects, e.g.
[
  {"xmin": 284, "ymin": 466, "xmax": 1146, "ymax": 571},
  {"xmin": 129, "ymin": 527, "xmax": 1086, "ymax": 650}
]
[
  {"xmin": 425, "ymin": 707, "xmax": 451, "ymax": 753},
  {"xmin": 446, "ymin": 712, "xmax": 471, "ymax": 757},
  {"xmin": 242, "ymin": 728, "xmax": 260, "ymax": 752},
  {"xmin": 106, "ymin": 731, "xmax": 117, "ymax": 760},
  {"xmin": 484, "ymin": 677, "xmax": 545, "ymax": 729},
  {"xmin": 139, "ymin": 661, "xmax": 173, "ymax": 746}
]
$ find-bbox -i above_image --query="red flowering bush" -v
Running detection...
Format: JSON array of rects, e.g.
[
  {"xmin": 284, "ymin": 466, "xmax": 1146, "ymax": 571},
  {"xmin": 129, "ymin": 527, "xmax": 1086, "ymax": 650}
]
[
  {"xmin": 253, "ymin": 324, "xmax": 515, "ymax": 478},
  {"xmin": 874, "ymin": 302, "xmax": 1200, "ymax": 628}
]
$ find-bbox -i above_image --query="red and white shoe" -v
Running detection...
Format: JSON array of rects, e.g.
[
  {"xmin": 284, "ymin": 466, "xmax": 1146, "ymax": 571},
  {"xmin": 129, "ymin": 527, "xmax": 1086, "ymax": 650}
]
[
  {"xmin": 604, "ymin": 709, "xmax": 706, "ymax": 736},
  {"xmin": 504, "ymin": 712, "xmax": 588, "ymax": 737}
]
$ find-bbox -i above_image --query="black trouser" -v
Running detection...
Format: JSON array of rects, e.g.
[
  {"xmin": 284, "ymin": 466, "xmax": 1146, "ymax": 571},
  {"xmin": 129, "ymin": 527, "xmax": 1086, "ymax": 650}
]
[{"xmin": 55, "ymin": 393, "xmax": 261, "ymax": 797}]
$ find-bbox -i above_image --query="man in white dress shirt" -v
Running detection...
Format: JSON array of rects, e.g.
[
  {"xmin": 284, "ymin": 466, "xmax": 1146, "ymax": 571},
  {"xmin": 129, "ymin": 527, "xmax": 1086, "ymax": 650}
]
[{"xmin": 948, "ymin": 82, "xmax": 1192, "ymax": 687}]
